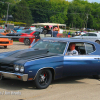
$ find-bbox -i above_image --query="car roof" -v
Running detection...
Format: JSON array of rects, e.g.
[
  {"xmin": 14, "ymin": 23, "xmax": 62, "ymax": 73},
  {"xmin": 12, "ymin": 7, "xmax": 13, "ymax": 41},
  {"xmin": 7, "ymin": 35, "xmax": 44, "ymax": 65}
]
[
  {"xmin": 41, "ymin": 37, "xmax": 96, "ymax": 43},
  {"xmin": 86, "ymin": 32, "xmax": 100, "ymax": 35}
]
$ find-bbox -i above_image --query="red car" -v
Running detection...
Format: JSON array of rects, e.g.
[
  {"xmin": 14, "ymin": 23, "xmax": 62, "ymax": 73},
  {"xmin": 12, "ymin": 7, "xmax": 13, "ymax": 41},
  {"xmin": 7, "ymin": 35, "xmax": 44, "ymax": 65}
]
[{"xmin": 19, "ymin": 30, "xmax": 40, "ymax": 45}]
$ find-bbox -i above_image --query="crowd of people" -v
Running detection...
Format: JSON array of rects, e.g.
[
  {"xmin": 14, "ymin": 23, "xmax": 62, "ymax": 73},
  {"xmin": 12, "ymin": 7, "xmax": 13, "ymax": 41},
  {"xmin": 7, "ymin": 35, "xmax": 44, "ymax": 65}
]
[{"xmin": 42, "ymin": 24, "xmax": 63, "ymax": 37}]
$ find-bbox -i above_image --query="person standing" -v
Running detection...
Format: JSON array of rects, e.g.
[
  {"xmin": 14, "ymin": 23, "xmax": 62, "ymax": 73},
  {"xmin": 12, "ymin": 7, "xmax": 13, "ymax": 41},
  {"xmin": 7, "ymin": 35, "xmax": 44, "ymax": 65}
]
[{"xmin": 29, "ymin": 34, "xmax": 40, "ymax": 48}]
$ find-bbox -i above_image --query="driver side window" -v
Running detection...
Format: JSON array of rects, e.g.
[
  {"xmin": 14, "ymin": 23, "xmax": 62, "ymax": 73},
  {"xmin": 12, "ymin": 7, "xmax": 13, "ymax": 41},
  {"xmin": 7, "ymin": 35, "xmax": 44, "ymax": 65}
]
[{"xmin": 66, "ymin": 42, "xmax": 86, "ymax": 55}]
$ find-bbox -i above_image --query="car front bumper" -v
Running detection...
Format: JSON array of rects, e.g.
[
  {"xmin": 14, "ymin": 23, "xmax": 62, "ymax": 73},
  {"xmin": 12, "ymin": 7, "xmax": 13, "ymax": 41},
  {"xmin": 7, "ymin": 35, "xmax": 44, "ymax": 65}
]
[{"xmin": 0, "ymin": 71, "xmax": 28, "ymax": 81}]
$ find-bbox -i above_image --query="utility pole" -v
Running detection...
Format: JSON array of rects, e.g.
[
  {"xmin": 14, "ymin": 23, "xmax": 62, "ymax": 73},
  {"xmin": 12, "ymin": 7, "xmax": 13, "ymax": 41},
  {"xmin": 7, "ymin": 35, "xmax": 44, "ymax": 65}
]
[
  {"xmin": 6, "ymin": 3, "xmax": 10, "ymax": 24},
  {"xmin": 86, "ymin": 14, "xmax": 88, "ymax": 29}
]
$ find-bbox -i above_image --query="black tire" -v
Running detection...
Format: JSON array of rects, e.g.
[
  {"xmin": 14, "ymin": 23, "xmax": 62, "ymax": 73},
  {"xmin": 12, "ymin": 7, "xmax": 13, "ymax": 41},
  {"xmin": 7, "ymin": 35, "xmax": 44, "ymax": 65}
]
[
  {"xmin": 4, "ymin": 46, "xmax": 7, "ymax": 49},
  {"xmin": 93, "ymin": 75, "xmax": 100, "ymax": 79},
  {"xmin": 95, "ymin": 40, "xmax": 100, "ymax": 44},
  {"xmin": 34, "ymin": 69, "xmax": 52, "ymax": 89},
  {"xmin": 24, "ymin": 38, "xmax": 30, "ymax": 45},
  {"xmin": 0, "ymin": 75, "xmax": 5, "ymax": 80}
]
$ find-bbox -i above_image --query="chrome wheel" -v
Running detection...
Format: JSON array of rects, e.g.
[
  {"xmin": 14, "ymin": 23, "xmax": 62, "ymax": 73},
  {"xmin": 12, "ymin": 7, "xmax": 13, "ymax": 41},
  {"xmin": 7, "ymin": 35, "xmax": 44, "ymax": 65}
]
[
  {"xmin": 39, "ymin": 72, "xmax": 49, "ymax": 86},
  {"xmin": 34, "ymin": 69, "xmax": 52, "ymax": 89}
]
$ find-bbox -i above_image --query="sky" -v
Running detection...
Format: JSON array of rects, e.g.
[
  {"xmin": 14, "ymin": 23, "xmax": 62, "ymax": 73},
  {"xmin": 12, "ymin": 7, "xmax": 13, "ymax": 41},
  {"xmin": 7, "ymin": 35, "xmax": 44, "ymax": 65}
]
[{"xmin": 67, "ymin": 0, "xmax": 100, "ymax": 3}]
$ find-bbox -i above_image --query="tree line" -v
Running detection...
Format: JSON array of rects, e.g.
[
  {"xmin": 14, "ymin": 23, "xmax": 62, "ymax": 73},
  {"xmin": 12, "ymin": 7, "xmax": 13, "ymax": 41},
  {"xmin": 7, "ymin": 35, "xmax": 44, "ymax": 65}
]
[{"xmin": 0, "ymin": 0, "xmax": 100, "ymax": 30}]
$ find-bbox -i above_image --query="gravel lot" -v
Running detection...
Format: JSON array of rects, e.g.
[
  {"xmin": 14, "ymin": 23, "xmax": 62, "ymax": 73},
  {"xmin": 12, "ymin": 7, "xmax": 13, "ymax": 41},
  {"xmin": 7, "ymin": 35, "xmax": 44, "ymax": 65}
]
[
  {"xmin": 0, "ymin": 42, "xmax": 29, "ymax": 53},
  {"xmin": 0, "ymin": 41, "xmax": 100, "ymax": 100}
]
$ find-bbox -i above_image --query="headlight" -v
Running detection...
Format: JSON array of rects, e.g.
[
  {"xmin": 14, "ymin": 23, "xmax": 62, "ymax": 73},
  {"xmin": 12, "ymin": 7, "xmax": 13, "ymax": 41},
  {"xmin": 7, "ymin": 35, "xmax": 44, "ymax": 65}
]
[
  {"xmin": 20, "ymin": 66, "xmax": 24, "ymax": 72},
  {"xmin": 14, "ymin": 65, "xmax": 20, "ymax": 71}
]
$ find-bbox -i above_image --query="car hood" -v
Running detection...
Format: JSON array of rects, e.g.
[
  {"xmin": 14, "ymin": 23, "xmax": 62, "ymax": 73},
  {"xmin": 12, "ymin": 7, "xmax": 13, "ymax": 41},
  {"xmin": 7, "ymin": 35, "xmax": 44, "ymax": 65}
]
[{"xmin": 0, "ymin": 48, "xmax": 58, "ymax": 64}]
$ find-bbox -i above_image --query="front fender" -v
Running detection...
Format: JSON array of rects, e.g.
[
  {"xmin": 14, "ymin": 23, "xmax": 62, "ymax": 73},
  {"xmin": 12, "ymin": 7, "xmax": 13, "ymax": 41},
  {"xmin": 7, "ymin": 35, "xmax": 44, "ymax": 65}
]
[{"xmin": 24, "ymin": 56, "xmax": 64, "ymax": 80}]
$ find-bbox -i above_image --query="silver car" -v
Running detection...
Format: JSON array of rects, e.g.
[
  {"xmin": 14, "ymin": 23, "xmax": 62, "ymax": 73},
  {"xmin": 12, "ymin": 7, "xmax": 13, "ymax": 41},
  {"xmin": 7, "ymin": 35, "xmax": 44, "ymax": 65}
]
[{"xmin": 71, "ymin": 32, "xmax": 100, "ymax": 44}]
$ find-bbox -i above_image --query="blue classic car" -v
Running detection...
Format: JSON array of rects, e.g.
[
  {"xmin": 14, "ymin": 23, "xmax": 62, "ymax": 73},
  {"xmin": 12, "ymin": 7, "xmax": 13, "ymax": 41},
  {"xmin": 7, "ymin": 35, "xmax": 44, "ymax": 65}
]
[{"xmin": 0, "ymin": 37, "xmax": 100, "ymax": 89}]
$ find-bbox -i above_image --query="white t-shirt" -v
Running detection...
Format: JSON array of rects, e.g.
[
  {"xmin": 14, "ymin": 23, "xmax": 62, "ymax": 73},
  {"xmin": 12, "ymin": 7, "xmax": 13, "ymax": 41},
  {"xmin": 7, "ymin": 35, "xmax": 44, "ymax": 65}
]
[{"xmin": 67, "ymin": 49, "xmax": 78, "ymax": 55}]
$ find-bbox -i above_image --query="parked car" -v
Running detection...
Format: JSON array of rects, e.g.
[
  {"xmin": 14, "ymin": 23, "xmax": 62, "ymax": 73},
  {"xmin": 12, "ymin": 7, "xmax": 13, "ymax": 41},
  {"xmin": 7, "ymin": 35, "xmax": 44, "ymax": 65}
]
[
  {"xmin": 71, "ymin": 31, "xmax": 86, "ymax": 37},
  {"xmin": 19, "ymin": 30, "xmax": 40, "ymax": 45},
  {"xmin": 0, "ymin": 34, "xmax": 13, "ymax": 48},
  {"xmin": 6, "ymin": 29, "xmax": 30, "ymax": 41},
  {"xmin": 7, "ymin": 29, "xmax": 30, "ymax": 36},
  {"xmin": 71, "ymin": 32, "xmax": 100, "ymax": 44},
  {"xmin": 0, "ymin": 29, "xmax": 16, "ymax": 36},
  {"xmin": 14, "ymin": 27, "xmax": 25, "ymax": 32},
  {"xmin": 0, "ymin": 38, "xmax": 100, "ymax": 89}
]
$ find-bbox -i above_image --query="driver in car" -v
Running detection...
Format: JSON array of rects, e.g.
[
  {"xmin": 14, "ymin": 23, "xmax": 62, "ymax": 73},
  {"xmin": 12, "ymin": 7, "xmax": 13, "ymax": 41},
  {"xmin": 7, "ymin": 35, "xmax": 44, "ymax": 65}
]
[{"xmin": 66, "ymin": 43, "xmax": 78, "ymax": 55}]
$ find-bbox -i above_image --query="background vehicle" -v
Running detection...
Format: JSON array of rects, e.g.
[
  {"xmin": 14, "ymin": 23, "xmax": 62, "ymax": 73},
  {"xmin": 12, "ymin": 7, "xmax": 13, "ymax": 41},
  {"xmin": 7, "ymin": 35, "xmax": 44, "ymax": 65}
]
[
  {"xmin": 71, "ymin": 31, "xmax": 86, "ymax": 37},
  {"xmin": 0, "ymin": 29, "xmax": 16, "ymax": 36},
  {"xmin": 6, "ymin": 29, "xmax": 29, "ymax": 40},
  {"xmin": 71, "ymin": 32, "xmax": 100, "ymax": 44},
  {"xmin": 0, "ymin": 34, "xmax": 13, "ymax": 48},
  {"xmin": 19, "ymin": 30, "xmax": 40, "ymax": 45},
  {"xmin": 14, "ymin": 26, "xmax": 25, "ymax": 32}
]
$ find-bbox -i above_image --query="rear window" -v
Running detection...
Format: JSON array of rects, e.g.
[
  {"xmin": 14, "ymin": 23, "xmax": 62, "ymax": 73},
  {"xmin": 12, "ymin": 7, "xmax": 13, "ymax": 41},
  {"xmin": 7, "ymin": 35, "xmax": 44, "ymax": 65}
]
[
  {"xmin": 86, "ymin": 33, "xmax": 97, "ymax": 36},
  {"xmin": 85, "ymin": 43, "xmax": 95, "ymax": 54}
]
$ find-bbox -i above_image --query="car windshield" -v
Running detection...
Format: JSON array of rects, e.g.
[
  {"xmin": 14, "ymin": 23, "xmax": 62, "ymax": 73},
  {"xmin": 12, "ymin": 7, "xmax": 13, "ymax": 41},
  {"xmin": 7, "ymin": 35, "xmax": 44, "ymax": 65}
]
[
  {"xmin": 31, "ymin": 40, "xmax": 66, "ymax": 54},
  {"xmin": 24, "ymin": 30, "xmax": 33, "ymax": 34}
]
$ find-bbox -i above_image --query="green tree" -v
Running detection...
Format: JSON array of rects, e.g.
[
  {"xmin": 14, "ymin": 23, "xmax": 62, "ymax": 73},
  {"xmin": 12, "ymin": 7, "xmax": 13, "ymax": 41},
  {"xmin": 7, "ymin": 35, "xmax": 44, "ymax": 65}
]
[
  {"xmin": 12, "ymin": 0, "xmax": 33, "ymax": 25},
  {"xmin": 26, "ymin": 0, "xmax": 68, "ymax": 24},
  {"xmin": 67, "ymin": 0, "xmax": 92, "ymax": 29},
  {"xmin": 89, "ymin": 2, "xmax": 100, "ymax": 30},
  {"xmin": 49, "ymin": 0, "xmax": 68, "ymax": 24},
  {"xmin": 3, "ymin": 0, "xmax": 21, "ymax": 4},
  {"xmin": 0, "ymin": 2, "xmax": 7, "ymax": 18}
]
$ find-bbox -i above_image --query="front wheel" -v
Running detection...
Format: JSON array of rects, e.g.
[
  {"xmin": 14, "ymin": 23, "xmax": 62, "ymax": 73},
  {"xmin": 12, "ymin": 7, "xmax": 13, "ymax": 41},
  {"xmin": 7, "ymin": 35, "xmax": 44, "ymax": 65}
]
[
  {"xmin": 93, "ymin": 75, "xmax": 100, "ymax": 79},
  {"xmin": 24, "ymin": 38, "xmax": 30, "ymax": 45},
  {"xmin": 34, "ymin": 69, "xmax": 52, "ymax": 89},
  {"xmin": 4, "ymin": 46, "xmax": 7, "ymax": 48}
]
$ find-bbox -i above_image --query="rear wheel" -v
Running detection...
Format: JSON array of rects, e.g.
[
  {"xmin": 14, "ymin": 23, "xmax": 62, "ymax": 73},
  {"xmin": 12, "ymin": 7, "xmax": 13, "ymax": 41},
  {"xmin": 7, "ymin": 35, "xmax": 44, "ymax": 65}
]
[
  {"xmin": 93, "ymin": 75, "xmax": 100, "ymax": 79},
  {"xmin": 34, "ymin": 69, "xmax": 52, "ymax": 89},
  {"xmin": 24, "ymin": 38, "xmax": 30, "ymax": 45},
  {"xmin": 0, "ymin": 74, "xmax": 5, "ymax": 80},
  {"xmin": 4, "ymin": 46, "xmax": 7, "ymax": 48}
]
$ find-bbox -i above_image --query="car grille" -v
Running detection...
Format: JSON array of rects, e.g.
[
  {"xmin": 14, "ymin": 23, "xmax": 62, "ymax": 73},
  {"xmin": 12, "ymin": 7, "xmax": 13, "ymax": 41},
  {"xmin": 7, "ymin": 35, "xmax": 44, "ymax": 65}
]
[
  {"xmin": 0, "ymin": 42, "xmax": 9, "ymax": 44},
  {"xmin": 0, "ymin": 63, "xmax": 14, "ymax": 72}
]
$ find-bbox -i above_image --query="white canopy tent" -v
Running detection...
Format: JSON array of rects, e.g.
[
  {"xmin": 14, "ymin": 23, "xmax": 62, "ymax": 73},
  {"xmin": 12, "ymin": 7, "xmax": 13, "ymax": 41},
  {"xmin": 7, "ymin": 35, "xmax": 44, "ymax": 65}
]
[{"xmin": 32, "ymin": 23, "xmax": 66, "ymax": 27}]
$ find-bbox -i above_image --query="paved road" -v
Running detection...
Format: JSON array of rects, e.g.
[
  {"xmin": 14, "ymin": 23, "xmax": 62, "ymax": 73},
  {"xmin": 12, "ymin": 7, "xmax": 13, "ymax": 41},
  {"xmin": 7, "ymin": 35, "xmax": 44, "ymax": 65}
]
[{"xmin": 0, "ymin": 42, "xmax": 100, "ymax": 100}]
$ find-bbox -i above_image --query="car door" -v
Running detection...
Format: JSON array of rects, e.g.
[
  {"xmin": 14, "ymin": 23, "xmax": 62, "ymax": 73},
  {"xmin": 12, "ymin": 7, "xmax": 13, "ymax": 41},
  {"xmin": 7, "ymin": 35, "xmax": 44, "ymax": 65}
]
[
  {"xmin": 63, "ymin": 55, "xmax": 100, "ymax": 77},
  {"xmin": 63, "ymin": 42, "xmax": 100, "ymax": 77}
]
